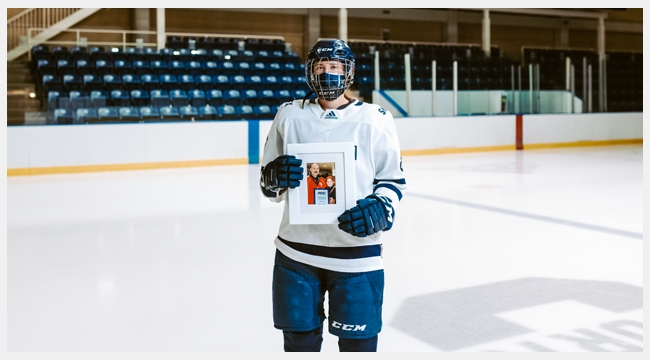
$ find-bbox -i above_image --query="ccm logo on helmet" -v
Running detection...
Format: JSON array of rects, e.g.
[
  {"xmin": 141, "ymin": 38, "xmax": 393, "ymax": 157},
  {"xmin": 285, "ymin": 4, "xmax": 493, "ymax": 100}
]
[
  {"xmin": 317, "ymin": 48, "xmax": 334, "ymax": 53},
  {"xmin": 331, "ymin": 321, "xmax": 367, "ymax": 331}
]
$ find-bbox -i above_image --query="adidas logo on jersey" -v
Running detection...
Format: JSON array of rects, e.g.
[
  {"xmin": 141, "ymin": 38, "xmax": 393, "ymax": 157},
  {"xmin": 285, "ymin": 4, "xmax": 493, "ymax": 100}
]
[{"xmin": 324, "ymin": 111, "xmax": 338, "ymax": 120}]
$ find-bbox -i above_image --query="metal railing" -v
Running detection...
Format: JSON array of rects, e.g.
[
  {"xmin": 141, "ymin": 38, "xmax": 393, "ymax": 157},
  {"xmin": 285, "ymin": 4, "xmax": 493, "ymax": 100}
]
[
  {"xmin": 26, "ymin": 27, "xmax": 158, "ymax": 60},
  {"xmin": 7, "ymin": 8, "xmax": 82, "ymax": 51}
]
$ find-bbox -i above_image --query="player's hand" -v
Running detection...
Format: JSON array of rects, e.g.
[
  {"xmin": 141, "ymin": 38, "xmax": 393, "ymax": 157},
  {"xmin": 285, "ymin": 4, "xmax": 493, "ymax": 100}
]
[
  {"xmin": 261, "ymin": 155, "xmax": 304, "ymax": 192},
  {"xmin": 338, "ymin": 195, "xmax": 394, "ymax": 237}
]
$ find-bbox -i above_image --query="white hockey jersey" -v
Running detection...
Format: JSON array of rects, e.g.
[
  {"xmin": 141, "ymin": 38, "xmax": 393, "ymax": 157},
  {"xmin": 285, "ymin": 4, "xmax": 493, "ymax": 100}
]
[{"xmin": 261, "ymin": 98, "xmax": 406, "ymax": 273}]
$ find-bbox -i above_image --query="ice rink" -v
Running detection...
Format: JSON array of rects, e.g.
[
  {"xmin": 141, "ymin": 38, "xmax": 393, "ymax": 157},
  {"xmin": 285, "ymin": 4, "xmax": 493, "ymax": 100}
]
[{"xmin": 7, "ymin": 144, "xmax": 643, "ymax": 352}]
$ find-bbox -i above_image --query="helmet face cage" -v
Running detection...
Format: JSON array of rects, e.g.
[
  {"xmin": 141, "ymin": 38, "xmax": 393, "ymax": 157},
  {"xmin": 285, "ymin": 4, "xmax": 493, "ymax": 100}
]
[
  {"xmin": 305, "ymin": 58, "xmax": 355, "ymax": 101},
  {"xmin": 305, "ymin": 39, "xmax": 355, "ymax": 101}
]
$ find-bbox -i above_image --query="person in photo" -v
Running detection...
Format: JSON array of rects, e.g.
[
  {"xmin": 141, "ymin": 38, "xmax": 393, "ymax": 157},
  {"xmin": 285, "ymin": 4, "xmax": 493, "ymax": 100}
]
[{"xmin": 306, "ymin": 163, "xmax": 327, "ymax": 205}]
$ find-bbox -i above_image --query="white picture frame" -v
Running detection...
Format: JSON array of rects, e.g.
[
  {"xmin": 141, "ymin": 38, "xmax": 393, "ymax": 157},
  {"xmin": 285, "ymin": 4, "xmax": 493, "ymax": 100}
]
[{"xmin": 287, "ymin": 142, "xmax": 357, "ymax": 224}]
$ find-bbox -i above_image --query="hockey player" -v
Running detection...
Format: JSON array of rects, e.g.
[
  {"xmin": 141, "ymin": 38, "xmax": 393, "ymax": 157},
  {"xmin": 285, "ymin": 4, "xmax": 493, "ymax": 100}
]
[{"xmin": 259, "ymin": 39, "xmax": 406, "ymax": 352}]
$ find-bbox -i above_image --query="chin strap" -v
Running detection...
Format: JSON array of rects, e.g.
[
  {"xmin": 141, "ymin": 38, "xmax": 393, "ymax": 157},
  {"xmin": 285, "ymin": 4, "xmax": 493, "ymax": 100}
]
[{"xmin": 301, "ymin": 90, "xmax": 315, "ymax": 109}]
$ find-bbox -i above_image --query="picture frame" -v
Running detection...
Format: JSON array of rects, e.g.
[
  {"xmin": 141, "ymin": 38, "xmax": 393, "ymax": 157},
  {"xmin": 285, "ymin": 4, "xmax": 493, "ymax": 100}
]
[{"xmin": 287, "ymin": 142, "xmax": 357, "ymax": 224}]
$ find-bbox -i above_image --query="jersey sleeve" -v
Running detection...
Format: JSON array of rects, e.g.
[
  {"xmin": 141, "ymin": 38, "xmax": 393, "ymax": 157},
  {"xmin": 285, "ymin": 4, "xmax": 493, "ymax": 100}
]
[
  {"xmin": 259, "ymin": 110, "xmax": 287, "ymax": 203},
  {"xmin": 371, "ymin": 107, "xmax": 406, "ymax": 211}
]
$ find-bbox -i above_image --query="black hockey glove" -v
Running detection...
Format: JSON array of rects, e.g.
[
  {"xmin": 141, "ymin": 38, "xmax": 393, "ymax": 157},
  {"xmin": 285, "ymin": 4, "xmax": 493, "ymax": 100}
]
[
  {"xmin": 338, "ymin": 194, "xmax": 395, "ymax": 237},
  {"xmin": 261, "ymin": 155, "xmax": 304, "ymax": 192}
]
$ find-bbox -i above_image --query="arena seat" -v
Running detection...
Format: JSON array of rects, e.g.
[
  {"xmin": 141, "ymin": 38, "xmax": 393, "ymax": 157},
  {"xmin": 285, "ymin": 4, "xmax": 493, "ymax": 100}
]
[
  {"xmin": 150, "ymin": 89, "xmax": 169, "ymax": 108},
  {"xmin": 75, "ymin": 59, "xmax": 95, "ymax": 76},
  {"xmin": 168, "ymin": 60, "xmax": 186, "ymax": 77},
  {"xmin": 69, "ymin": 90, "xmax": 89, "ymax": 110},
  {"xmin": 187, "ymin": 60, "xmax": 203, "ymax": 76},
  {"xmin": 89, "ymin": 90, "xmax": 109, "ymax": 108},
  {"xmin": 103, "ymin": 73, "xmax": 122, "ymax": 91},
  {"xmin": 140, "ymin": 74, "xmax": 160, "ymax": 92},
  {"xmin": 189, "ymin": 89, "xmax": 207, "ymax": 107},
  {"xmin": 179, "ymin": 105, "xmax": 199, "ymax": 120},
  {"xmin": 47, "ymin": 91, "xmax": 65, "ymax": 112},
  {"xmin": 236, "ymin": 105, "xmax": 255, "ymax": 119},
  {"xmin": 119, "ymin": 107, "xmax": 140, "ymax": 122},
  {"xmin": 63, "ymin": 74, "xmax": 83, "ymax": 92},
  {"xmin": 242, "ymin": 89, "xmax": 259, "ymax": 106},
  {"xmin": 110, "ymin": 89, "xmax": 131, "ymax": 107},
  {"xmin": 97, "ymin": 107, "xmax": 120, "ymax": 122},
  {"xmin": 218, "ymin": 105, "xmax": 238, "ymax": 120},
  {"xmin": 139, "ymin": 106, "xmax": 160, "ymax": 121},
  {"xmin": 254, "ymin": 104, "xmax": 273, "ymax": 119},
  {"xmin": 230, "ymin": 75, "xmax": 247, "ymax": 90},
  {"xmin": 224, "ymin": 89, "xmax": 242, "ymax": 106},
  {"xmin": 94, "ymin": 59, "xmax": 114, "ymax": 76},
  {"xmin": 199, "ymin": 105, "xmax": 219, "ymax": 120},
  {"xmin": 130, "ymin": 89, "xmax": 149, "ymax": 107},
  {"xmin": 213, "ymin": 74, "xmax": 231, "ymax": 90},
  {"xmin": 207, "ymin": 89, "xmax": 224, "ymax": 107},
  {"xmin": 170, "ymin": 89, "xmax": 189, "ymax": 108},
  {"xmin": 122, "ymin": 74, "xmax": 141, "ymax": 92},
  {"xmin": 54, "ymin": 108, "xmax": 74, "ymax": 124},
  {"xmin": 179, "ymin": 74, "xmax": 196, "ymax": 92},
  {"xmin": 114, "ymin": 60, "xmax": 131, "ymax": 76},
  {"xmin": 159, "ymin": 74, "xmax": 179, "ymax": 92},
  {"xmin": 56, "ymin": 59, "xmax": 74, "ymax": 76},
  {"xmin": 76, "ymin": 108, "xmax": 99, "ymax": 123},
  {"xmin": 159, "ymin": 106, "xmax": 180, "ymax": 121}
]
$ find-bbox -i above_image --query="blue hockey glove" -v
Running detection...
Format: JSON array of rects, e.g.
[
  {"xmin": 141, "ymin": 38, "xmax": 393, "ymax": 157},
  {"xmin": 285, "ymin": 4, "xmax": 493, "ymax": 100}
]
[
  {"xmin": 261, "ymin": 155, "xmax": 304, "ymax": 192},
  {"xmin": 338, "ymin": 194, "xmax": 395, "ymax": 237}
]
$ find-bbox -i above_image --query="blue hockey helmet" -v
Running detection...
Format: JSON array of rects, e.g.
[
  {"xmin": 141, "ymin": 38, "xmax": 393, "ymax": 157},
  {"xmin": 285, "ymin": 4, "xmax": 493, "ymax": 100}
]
[{"xmin": 305, "ymin": 39, "xmax": 355, "ymax": 101}]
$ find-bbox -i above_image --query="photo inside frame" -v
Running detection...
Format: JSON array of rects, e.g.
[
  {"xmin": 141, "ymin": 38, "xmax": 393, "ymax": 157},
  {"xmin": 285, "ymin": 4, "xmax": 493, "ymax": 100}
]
[{"xmin": 305, "ymin": 162, "xmax": 337, "ymax": 205}]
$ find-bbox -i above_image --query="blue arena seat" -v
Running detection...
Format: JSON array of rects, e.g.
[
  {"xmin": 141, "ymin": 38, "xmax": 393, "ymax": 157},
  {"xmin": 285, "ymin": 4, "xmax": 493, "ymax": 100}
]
[
  {"xmin": 291, "ymin": 89, "xmax": 307, "ymax": 100},
  {"xmin": 254, "ymin": 104, "xmax": 273, "ymax": 119},
  {"xmin": 124, "ymin": 47, "xmax": 144, "ymax": 63},
  {"xmin": 140, "ymin": 74, "xmax": 160, "ymax": 92},
  {"xmin": 179, "ymin": 74, "xmax": 196, "ymax": 92},
  {"xmin": 263, "ymin": 75, "xmax": 279, "ymax": 90},
  {"xmin": 94, "ymin": 59, "xmax": 113, "ymax": 76},
  {"xmin": 110, "ymin": 89, "xmax": 131, "ymax": 107},
  {"xmin": 75, "ymin": 59, "xmax": 95, "ymax": 76},
  {"xmin": 224, "ymin": 89, "xmax": 242, "ymax": 106},
  {"xmin": 150, "ymin": 89, "xmax": 170, "ymax": 108},
  {"xmin": 192, "ymin": 49, "xmax": 209, "ymax": 63},
  {"xmin": 236, "ymin": 105, "xmax": 255, "ymax": 119},
  {"xmin": 76, "ymin": 108, "xmax": 99, "ymax": 123},
  {"xmin": 103, "ymin": 73, "xmax": 122, "ymax": 91},
  {"xmin": 278, "ymin": 75, "xmax": 293, "ymax": 89},
  {"xmin": 236, "ymin": 61, "xmax": 251, "ymax": 75},
  {"xmin": 130, "ymin": 89, "xmax": 149, "ymax": 107},
  {"xmin": 132, "ymin": 60, "xmax": 150, "ymax": 76},
  {"xmin": 168, "ymin": 60, "xmax": 186, "ymax": 77},
  {"xmin": 159, "ymin": 74, "xmax": 179, "ymax": 92},
  {"xmin": 242, "ymin": 89, "xmax": 259, "ymax": 106},
  {"xmin": 159, "ymin": 48, "xmax": 175, "ymax": 63},
  {"xmin": 143, "ymin": 47, "xmax": 160, "ymax": 62},
  {"xmin": 258, "ymin": 89, "xmax": 276, "ymax": 105},
  {"xmin": 139, "ymin": 106, "xmax": 160, "ymax": 121},
  {"xmin": 213, "ymin": 74, "xmax": 231, "ymax": 90},
  {"xmin": 114, "ymin": 60, "xmax": 131, "ymax": 76},
  {"xmin": 275, "ymin": 89, "xmax": 292, "ymax": 104},
  {"xmin": 119, "ymin": 107, "xmax": 141, "ymax": 122},
  {"xmin": 54, "ymin": 108, "xmax": 74, "ymax": 124},
  {"xmin": 196, "ymin": 74, "xmax": 214, "ymax": 91},
  {"xmin": 230, "ymin": 75, "xmax": 247, "ymax": 90},
  {"xmin": 63, "ymin": 74, "xmax": 83, "ymax": 92},
  {"xmin": 159, "ymin": 106, "xmax": 180, "ymax": 121},
  {"xmin": 199, "ymin": 105, "xmax": 218, "ymax": 120},
  {"xmin": 187, "ymin": 60, "xmax": 203, "ymax": 76},
  {"xmin": 69, "ymin": 90, "xmax": 89, "ymax": 110},
  {"xmin": 189, "ymin": 89, "xmax": 207, "ymax": 107},
  {"xmin": 56, "ymin": 59, "xmax": 74, "ymax": 76},
  {"xmin": 37, "ymin": 59, "xmax": 56, "ymax": 78},
  {"xmin": 202, "ymin": 61, "xmax": 219, "ymax": 76},
  {"xmin": 207, "ymin": 89, "xmax": 224, "ymax": 107},
  {"xmin": 88, "ymin": 46, "xmax": 108, "ymax": 62},
  {"xmin": 219, "ymin": 60, "xmax": 235, "ymax": 76},
  {"xmin": 52, "ymin": 46, "xmax": 71, "ymax": 62},
  {"xmin": 89, "ymin": 90, "xmax": 109, "ymax": 108},
  {"xmin": 179, "ymin": 105, "xmax": 199, "ymax": 120},
  {"xmin": 47, "ymin": 91, "xmax": 65, "ymax": 112},
  {"xmin": 121, "ymin": 74, "xmax": 141, "ymax": 91},
  {"xmin": 169, "ymin": 89, "xmax": 189, "ymax": 108},
  {"xmin": 218, "ymin": 105, "xmax": 238, "ymax": 120},
  {"xmin": 150, "ymin": 60, "xmax": 168, "ymax": 76},
  {"xmin": 42, "ymin": 75, "xmax": 63, "ymax": 101},
  {"xmin": 208, "ymin": 49, "xmax": 224, "ymax": 61},
  {"xmin": 97, "ymin": 107, "xmax": 120, "ymax": 122}
]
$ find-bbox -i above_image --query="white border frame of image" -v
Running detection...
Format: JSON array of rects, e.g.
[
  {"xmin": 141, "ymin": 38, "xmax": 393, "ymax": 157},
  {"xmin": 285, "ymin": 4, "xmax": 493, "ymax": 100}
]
[{"xmin": 287, "ymin": 142, "xmax": 357, "ymax": 224}]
